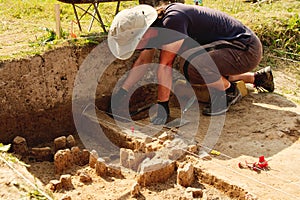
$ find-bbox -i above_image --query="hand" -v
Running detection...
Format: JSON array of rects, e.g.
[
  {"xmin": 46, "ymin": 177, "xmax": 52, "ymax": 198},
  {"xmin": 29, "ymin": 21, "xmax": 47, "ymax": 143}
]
[{"xmin": 151, "ymin": 101, "xmax": 170, "ymax": 125}]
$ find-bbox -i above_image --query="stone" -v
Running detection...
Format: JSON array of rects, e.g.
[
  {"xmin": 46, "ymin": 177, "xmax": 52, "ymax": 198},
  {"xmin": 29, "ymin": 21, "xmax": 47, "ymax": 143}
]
[
  {"xmin": 95, "ymin": 158, "xmax": 107, "ymax": 177},
  {"xmin": 89, "ymin": 150, "xmax": 98, "ymax": 168},
  {"xmin": 137, "ymin": 158, "xmax": 175, "ymax": 186},
  {"xmin": 71, "ymin": 146, "xmax": 81, "ymax": 165},
  {"xmin": 166, "ymin": 138, "xmax": 187, "ymax": 160},
  {"xmin": 177, "ymin": 163, "xmax": 194, "ymax": 187},
  {"xmin": 48, "ymin": 179, "xmax": 62, "ymax": 191},
  {"xmin": 30, "ymin": 147, "xmax": 53, "ymax": 161},
  {"xmin": 131, "ymin": 182, "xmax": 140, "ymax": 197},
  {"xmin": 54, "ymin": 149, "xmax": 73, "ymax": 174},
  {"xmin": 12, "ymin": 136, "xmax": 28, "ymax": 156},
  {"xmin": 185, "ymin": 187, "xmax": 203, "ymax": 199},
  {"xmin": 80, "ymin": 149, "xmax": 90, "ymax": 166},
  {"xmin": 60, "ymin": 194, "xmax": 72, "ymax": 200},
  {"xmin": 158, "ymin": 132, "xmax": 169, "ymax": 141},
  {"xmin": 60, "ymin": 174, "xmax": 73, "ymax": 190},
  {"xmin": 79, "ymin": 172, "xmax": 92, "ymax": 183},
  {"xmin": 198, "ymin": 150, "xmax": 212, "ymax": 161},
  {"xmin": 187, "ymin": 145, "xmax": 198, "ymax": 154},
  {"xmin": 107, "ymin": 164, "xmax": 123, "ymax": 178},
  {"xmin": 120, "ymin": 148, "xmax": 146, "ymax": 171},
  {"xmin": 54, "ymin": 136, "xmax": 67, "ymax": 152},
  {"xmin": 66, "ymin": 135, "xmax": 76, "ymax": 148}
]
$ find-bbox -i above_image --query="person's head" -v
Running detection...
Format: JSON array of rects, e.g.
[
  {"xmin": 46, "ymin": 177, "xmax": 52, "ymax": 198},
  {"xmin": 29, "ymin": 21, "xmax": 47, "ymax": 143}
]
[{"xmin": 108, "ymin": 5, "xmax": 158, "ymax": 60}]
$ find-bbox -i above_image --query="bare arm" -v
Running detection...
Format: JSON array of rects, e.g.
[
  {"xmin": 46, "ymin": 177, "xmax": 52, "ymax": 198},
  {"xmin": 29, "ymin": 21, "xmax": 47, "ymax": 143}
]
[
  {"xmin": 157, "ymin": 39, "xmax": 184, "ymax": 102},
  {"xmin": 122, "ymin": 49, "xmax": 155, "ymax": 91}
]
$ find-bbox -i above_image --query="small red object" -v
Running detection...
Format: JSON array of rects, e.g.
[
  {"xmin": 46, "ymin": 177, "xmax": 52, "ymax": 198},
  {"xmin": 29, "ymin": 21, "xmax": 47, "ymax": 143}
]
[
  {"xmin": 257, "ymin": 155, "xmax": 268, "ymax": 168},
  {"xmin": 131, "ymin": 126, "xmax": 134, "ymax": 134}
]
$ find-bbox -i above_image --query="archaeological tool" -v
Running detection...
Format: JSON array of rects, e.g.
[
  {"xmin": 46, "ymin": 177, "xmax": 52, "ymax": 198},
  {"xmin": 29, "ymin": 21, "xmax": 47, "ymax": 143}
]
[{"xmin": 164, "ymin": 96, "xmax": 197, "ymax": 128}]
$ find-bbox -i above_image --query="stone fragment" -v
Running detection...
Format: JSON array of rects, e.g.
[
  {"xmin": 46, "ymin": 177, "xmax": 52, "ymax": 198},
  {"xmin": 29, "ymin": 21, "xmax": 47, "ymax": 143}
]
[
  {"xmin": 60, "ymin": 174, "xmax": 73, "ymax": 190},
  {"xmin": 71, "ymin": 147, "xmax": 90, "ymax": 166},
  {"xmin": 120, "ymin": 148, "xmax": 146, "ymax": 171},
  {"xmin": 185, "ymin": 187, "xmax": 203, "ymax": 199},
  {"xmin": 177, "ymin": 163, "xmax": 194, "ymax": 187},
  {"xmin": 54, "ymin": 136, "xmax": 67, "ymax": 152},
  {"xmin": 71, "ymin": 146, "xmax": 80, "ymax": 164},
  {"xmin": 79, "ymin": 172, "xmax": 92, "ymax": 183},
  {"xmin": 54, "ymin": 149, "xmax": 73, "ymax": 174},
  {"xmin": 166, "ymin": 138, "xmax": 187, "ymax": 160},
  {"xmin": 187, "ymin": 145, "xmax": 197, "ymax": 154},
  {"xmin": 158, "ymin": 132, "xmax": 169, "ymax": 141},
  {"xmin": 198, "ymin": 150, "xmax": 212, "ymax": 161},
  {"xmin": 131, "ymin": 182, "xmax": 140, "ymax": 197},
  {"xmin": 137, "ymin": 158, "xmax": 175, "ymax": 186},
  {"xmin": 89, "ymin": 150, "xmax": 98, "ymax": 168},
  {"xmin": 48, "ymin": 180, "xmax": 62, "ymax": 191},
  {"xmin": 81, "ymin": 149, "xmax": 90, "ymax": 166},
  {"xmin": 60, "ymin": 194, "xmax": 72, "ymax": 200},
  {"xmin": 13, "ymin": 136, "xmax": 28, "ymax": 156},
  {"xmin": 144, "ymin": 136, "xmax": 152, "ymax": 144},
  {"xmin": 107, "ymin": 164, "xmax": 123, "ymax": 178},
  {"xmin": 30, "ymin": 147, "xmax": 53, "ymax": 161},
  {"xmin": 95, "ymin": 158, "xmax": 107, "ymax": 177},
  {"xmin": 66, "ymin": 135, "xmax": 76, "ymax": 148}
]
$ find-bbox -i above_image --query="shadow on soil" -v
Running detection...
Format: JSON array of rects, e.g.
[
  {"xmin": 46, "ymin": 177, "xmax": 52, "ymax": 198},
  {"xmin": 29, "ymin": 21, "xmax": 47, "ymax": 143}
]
[{"xmin": 195, "ymin": 91, "xmax": 300, "ymax": 160}]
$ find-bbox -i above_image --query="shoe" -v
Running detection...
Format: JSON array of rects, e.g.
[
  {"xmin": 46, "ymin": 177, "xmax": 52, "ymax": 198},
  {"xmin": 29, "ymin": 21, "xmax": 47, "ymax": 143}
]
[
  {"xmin": 203, "ymin": 82, "xmax": 242, "ymax": 116},
  {"xmin": 254, "ymin": 66, "xmax": 274, "ymax": 92}
]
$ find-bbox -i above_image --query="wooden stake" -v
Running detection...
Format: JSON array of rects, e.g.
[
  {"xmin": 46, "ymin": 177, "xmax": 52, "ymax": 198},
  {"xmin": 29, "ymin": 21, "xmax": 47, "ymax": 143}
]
[{"xmin": 55, "ymin": 4, "xmax": 61, "ymax": 39}]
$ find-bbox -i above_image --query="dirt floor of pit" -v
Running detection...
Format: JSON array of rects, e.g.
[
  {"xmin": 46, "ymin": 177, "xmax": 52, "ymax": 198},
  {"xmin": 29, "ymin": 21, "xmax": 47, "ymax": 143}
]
[{"xmin": 1, "ymin": 69, "xmax": 299, "ymax": 200}]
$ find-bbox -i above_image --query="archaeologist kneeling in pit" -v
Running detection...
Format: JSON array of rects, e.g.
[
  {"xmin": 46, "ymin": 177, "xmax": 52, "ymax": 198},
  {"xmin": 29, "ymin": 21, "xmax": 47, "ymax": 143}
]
[{"xmin": 107, "ymin": 3, "xmax": 274, "ymax": 125}]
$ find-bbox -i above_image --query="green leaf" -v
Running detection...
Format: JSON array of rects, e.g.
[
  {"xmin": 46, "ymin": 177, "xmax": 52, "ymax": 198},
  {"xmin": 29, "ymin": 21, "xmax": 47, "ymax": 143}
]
[{"xmin": 0, "ymin": 143, "xmax": 11, "ymax": 152}]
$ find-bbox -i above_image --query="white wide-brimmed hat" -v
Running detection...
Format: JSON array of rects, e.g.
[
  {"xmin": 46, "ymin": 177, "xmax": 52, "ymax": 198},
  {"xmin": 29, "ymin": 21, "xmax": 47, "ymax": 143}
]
[{"xmin": 108, "ymin": 5, "xmax": 158, "ymax": 60}]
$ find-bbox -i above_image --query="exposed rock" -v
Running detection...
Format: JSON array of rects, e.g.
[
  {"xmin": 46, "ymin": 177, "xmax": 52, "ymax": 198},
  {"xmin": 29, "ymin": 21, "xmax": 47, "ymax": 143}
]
[
  {"xmin": 12, "ymin": 136, "xmax": 28, "ymax": 156},
  {"xmin": 95, "ymin": 158, "xmax": 107, "ymax": 177},
  {"xmin": 120, "ymin": 148, "xmax": 146, "ymax": 171},
  {"xmin": 66, "ymin": 135, "xmax": 76, "ymax": 148},
  {"xmin": 177, "ymin": 163, "xmax": 194, "ymax": 187},
  {"xmin": 187, "ymin": 145, "xmax": 198, "ymax": 154},
  {"xmin": 158, "ymin": 132, "xmax": 169, "ymax": 141},
  {"xmin": 60, "ymin": 174, "xmax": 73, "ymax": 190},
  {"xmin": 137, "ymin": 158, "xmax": 175, "ymax": 186},
  {"xmin": 54, "ymin": 149, "xmax": 73, "ymax": 174},
  {"xmin": 54, "ymin": 136, "xmax": 67, "ymax": 152},
  {"xmin": 185, "ymin": 187, "xmax": 203, "ymax": 199},
  {"xmin": 60, "ymin": 194, "xmax": 72, "ymax": 200},
  {"xmin": 71, "ymin": 146, "xmax": 90, "ymax": 166},
  {"xmin": 89, "ymin": 150, "xmax": 98, "ymax": 168},
  {"xmin": 48, "ymin": 179, "xmax": 62, "ymax": 191},
  {"xmin": 30, "ymin": 147, "xmax": 53, "ymax": 161},
  {"xmin": 166, "ymin": 138, "xmax": 187, "ymax": 160},
  {"xmin": 107, "ymin": 164, "xmax": 123, "ymax": 178},
  {"xmin": 131, "ymin": 182, "xmax": 140, "ymax": 197},
  {"xmin": 79, "ymin": 172, "xmax": 92, "ymax": 183}
]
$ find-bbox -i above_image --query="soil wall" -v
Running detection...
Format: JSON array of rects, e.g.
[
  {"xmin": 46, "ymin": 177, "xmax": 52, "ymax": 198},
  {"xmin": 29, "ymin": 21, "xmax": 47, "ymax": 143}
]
[{"xmin": 0, "ymin": 44, "xmax": 148, "ymax": 146}]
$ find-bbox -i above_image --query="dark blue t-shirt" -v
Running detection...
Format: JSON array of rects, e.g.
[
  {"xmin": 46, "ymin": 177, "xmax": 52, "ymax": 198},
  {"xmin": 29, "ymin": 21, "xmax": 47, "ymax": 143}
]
[{"xmin": 159, "ymin": 3, "xmax": 252, "ymax": 45}]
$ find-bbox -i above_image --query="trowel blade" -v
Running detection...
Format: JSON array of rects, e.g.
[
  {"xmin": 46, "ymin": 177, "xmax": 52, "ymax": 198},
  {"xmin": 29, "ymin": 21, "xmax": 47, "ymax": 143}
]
[{"xmin": 164, "ymin": 118, "xmax": 190, "ymax": 128}]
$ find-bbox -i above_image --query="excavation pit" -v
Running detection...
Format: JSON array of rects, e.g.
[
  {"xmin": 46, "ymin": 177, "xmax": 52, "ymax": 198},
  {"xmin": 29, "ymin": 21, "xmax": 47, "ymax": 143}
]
[{"xmin": 1, "ymin": 42, "xmax": 300, "ymax": 200}]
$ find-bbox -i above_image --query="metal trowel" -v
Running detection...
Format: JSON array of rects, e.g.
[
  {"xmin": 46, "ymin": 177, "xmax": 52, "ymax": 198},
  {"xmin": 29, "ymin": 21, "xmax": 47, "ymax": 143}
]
[{"xmin": 164, "ymin": 96, "xmax": 197, "ymax": 128}]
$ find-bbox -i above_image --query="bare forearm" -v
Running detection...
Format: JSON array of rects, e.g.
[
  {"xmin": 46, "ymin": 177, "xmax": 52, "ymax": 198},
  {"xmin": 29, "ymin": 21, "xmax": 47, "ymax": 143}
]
[{"xmin": 122, "ymin": 49, "xmax": 155, "ymax": 90}]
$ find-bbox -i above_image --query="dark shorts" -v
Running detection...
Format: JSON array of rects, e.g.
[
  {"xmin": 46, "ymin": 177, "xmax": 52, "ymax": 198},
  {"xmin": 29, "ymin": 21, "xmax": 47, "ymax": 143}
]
[{"xmin": 180, "ymin": 34, "xmax": 263, "ymax": 85}]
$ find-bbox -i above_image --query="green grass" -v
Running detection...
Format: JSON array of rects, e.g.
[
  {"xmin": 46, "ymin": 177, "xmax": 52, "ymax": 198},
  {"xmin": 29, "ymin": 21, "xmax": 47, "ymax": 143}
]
[{"xmin": 0, "ymin": 0, "xmax": 299, "ymax": 63}]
